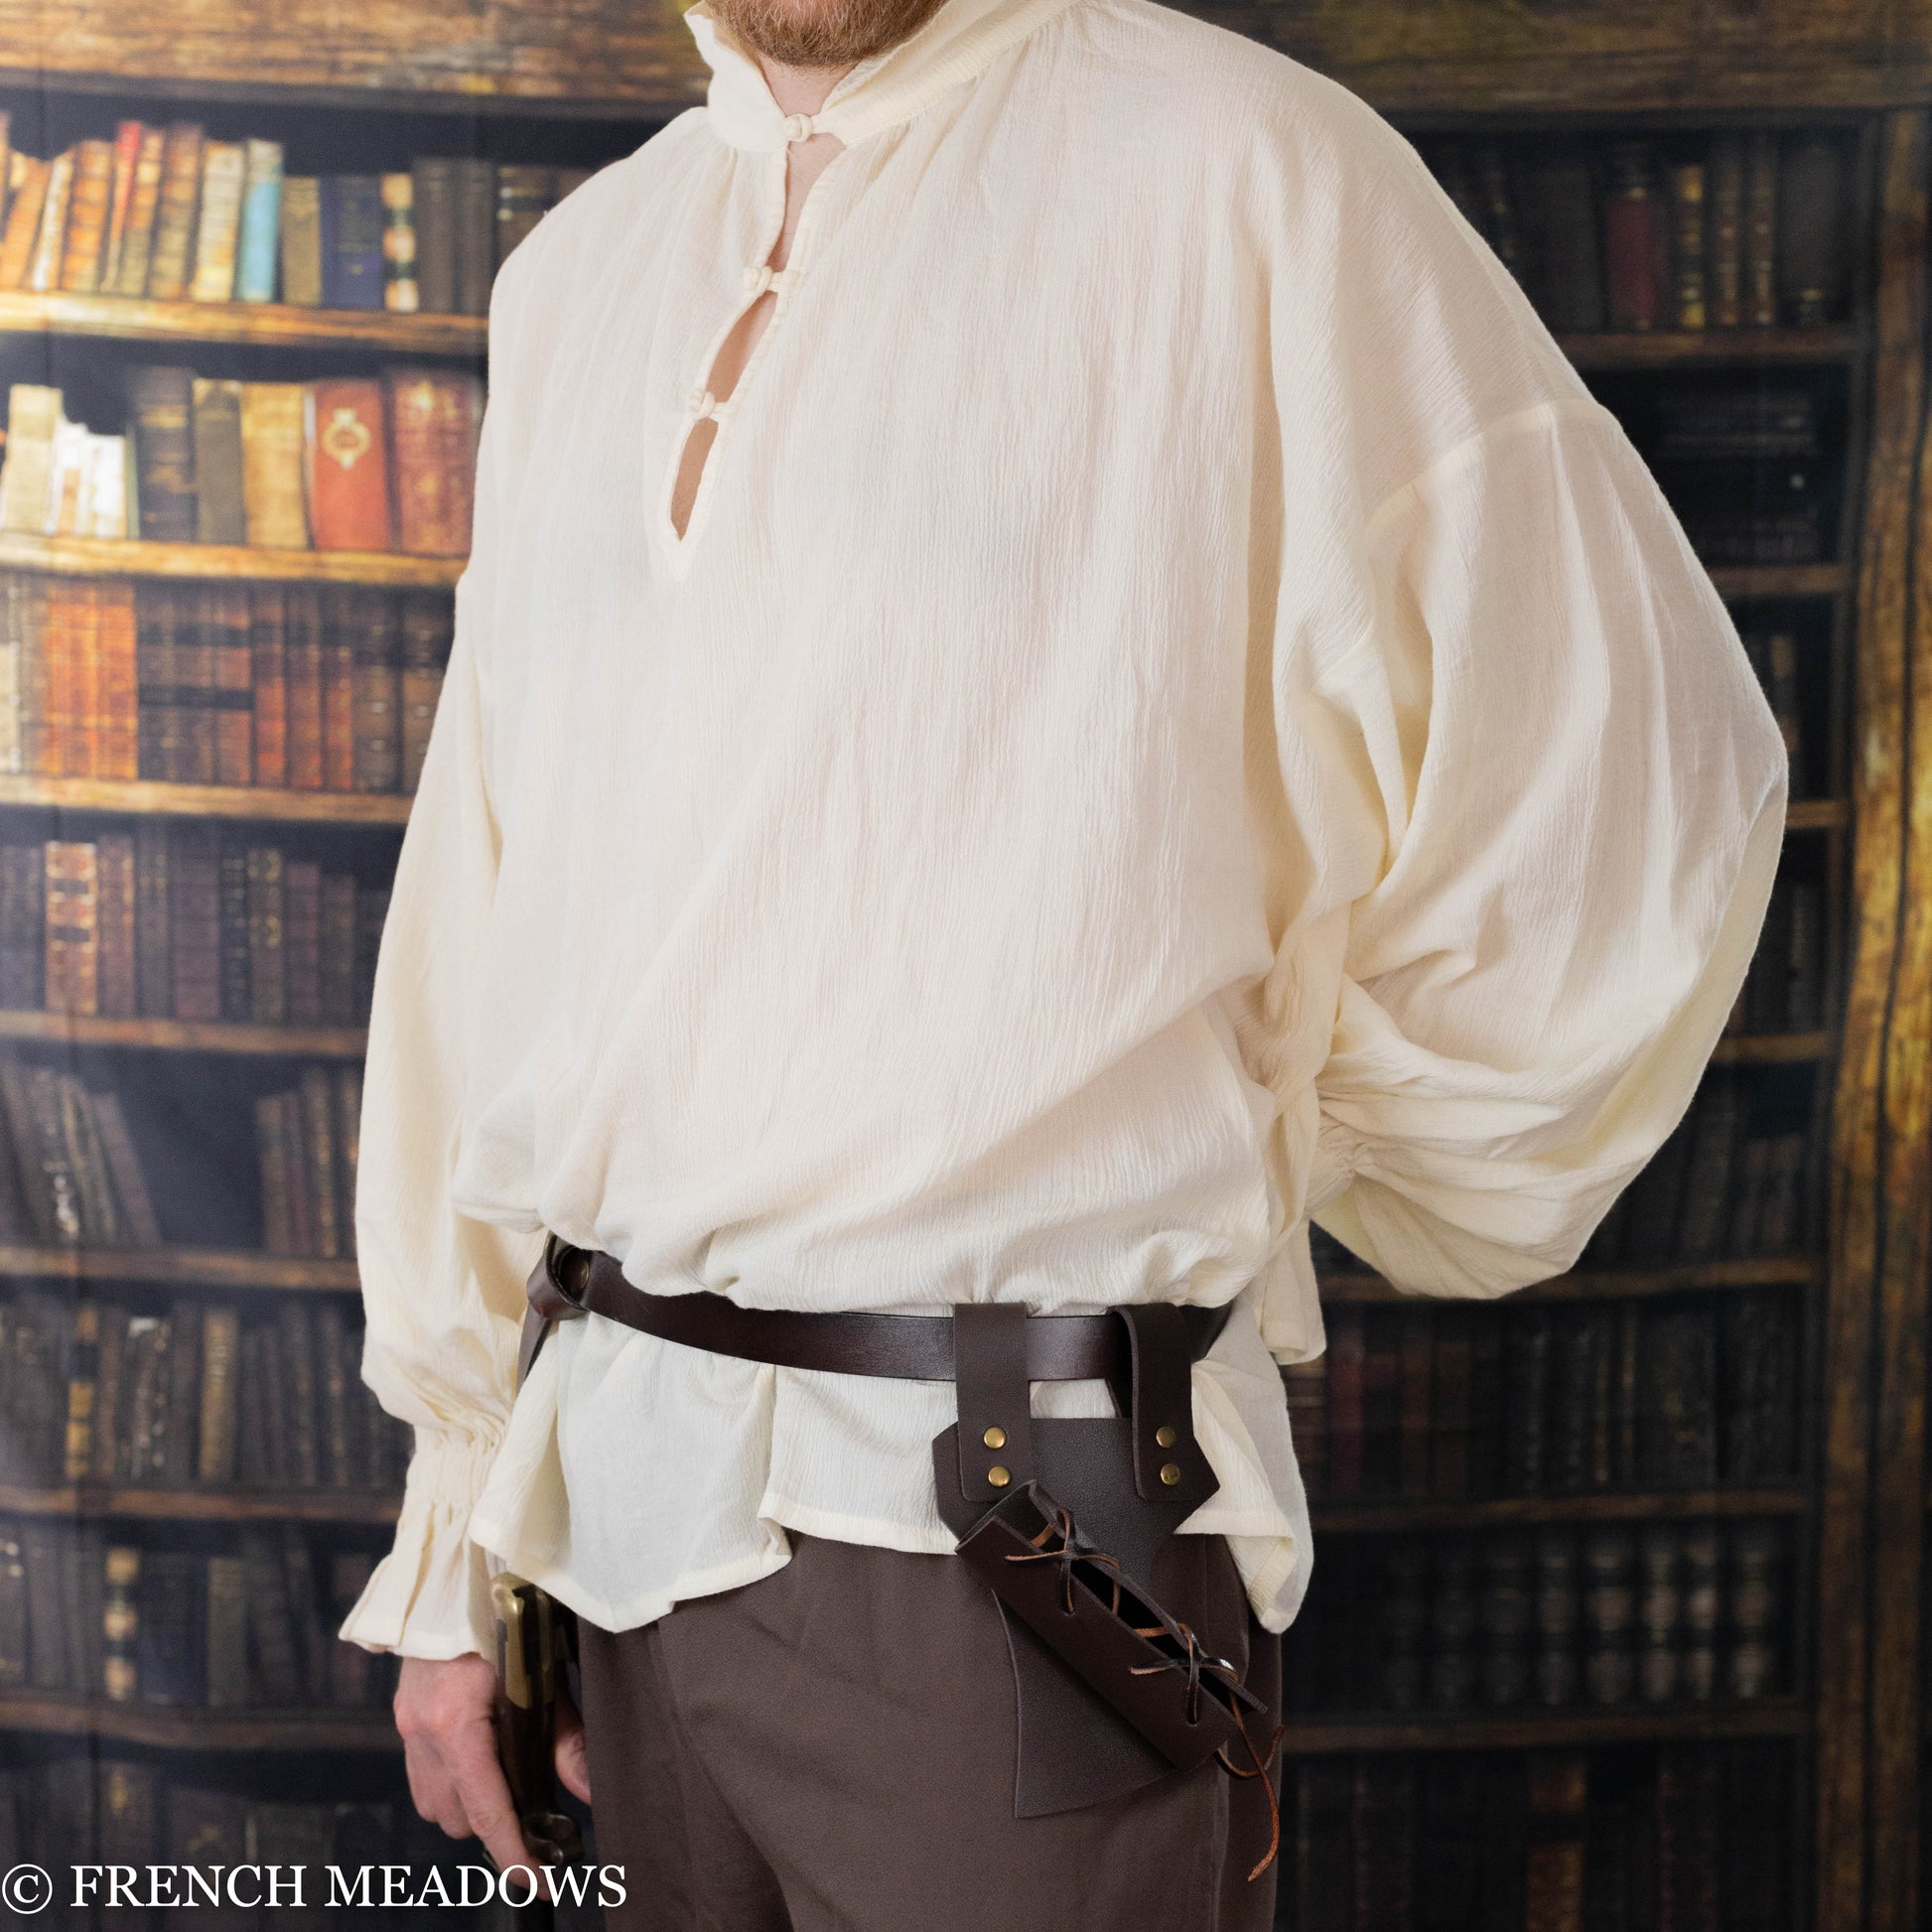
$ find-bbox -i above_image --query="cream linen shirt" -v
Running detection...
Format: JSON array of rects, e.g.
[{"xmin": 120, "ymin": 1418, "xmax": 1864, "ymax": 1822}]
[{"xmin": 339, "ymin": 0, "xmax": 1790, "ymax": 1660}]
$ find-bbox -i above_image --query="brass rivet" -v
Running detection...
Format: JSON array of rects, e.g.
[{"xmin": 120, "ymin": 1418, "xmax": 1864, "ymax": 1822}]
[
  {"xmin": 1155, "ymin": 1425, "xmax": 1177, "ymax": 1449},
  {"xmin": 982, "ymin": 1426, "xmax": 1007, "ymax": 1449},
  {"xmin": 1160, "ymin": 1462, "xmax": 1182, "ymax": 1487},
  {"xmin": 988, "ymin": 1465, "xmax": 1012, "ymax": 1488}
]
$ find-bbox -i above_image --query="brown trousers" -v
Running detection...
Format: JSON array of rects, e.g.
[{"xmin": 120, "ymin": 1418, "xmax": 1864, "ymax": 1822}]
[{"xmin": 576, "ymin": 1531, "xmax": 1283, "ymax": 1932}]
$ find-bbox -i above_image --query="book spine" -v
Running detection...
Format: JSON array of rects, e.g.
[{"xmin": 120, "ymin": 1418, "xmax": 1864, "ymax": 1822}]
[
  {"xmin": 381, "ymin": 170, "xmax": 419, "ymax": 313},
  {"xmin": 110, "ymin": 126, "xmax": 167, "ymax": 297},
  {"xmin": 134, "ymin": 819, "xmax": 172, "ymax": 1017},
  {"xmin": 94, "ymin": 830, "xmax": 136, "ymax": 1019},
  {"xmin": 278, "ymin": 176, "xmax": 323, "ymax": 308},
  {"xmin": 44, "ymin": 838, "xmax": 100, "ymax": 1016},
  {"xmin": 233, "ymin": 139, "xmax": 284, "ymax": 303},
  {"xmin": 210, "ymin": 583, "xmax": 254, "ymax": 784},
  {"xmin": 144, "ymin": 123, "xmax": 206, "ymax": 302},
  {"xmin": 98, "ymin": 119, "xmax": 146, "ymax": 293},
  {"xmin": 187, "ymin": 138, "xmax": 246, "ymax": 303},
  {"xmin": 249, "ymin": 583, "xmax": 289, "ymax": 788},
  {"xmin": 58, "ymin": 139, "xmax": 114, "ymax": 294}
]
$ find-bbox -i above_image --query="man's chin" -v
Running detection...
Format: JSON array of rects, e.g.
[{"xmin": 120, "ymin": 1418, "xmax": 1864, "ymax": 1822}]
[{"xmin": 706, "ymin": 0, "xmax": 951, "ymax": 70}]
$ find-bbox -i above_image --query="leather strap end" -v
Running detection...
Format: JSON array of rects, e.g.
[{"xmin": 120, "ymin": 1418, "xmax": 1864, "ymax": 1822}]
[
  {"xmin": 953, "ymin": 1304, "xmax": 1035, "ymax": 1502},
  {"xmin": 1118, "ymin": 1305, "xmax": 1216, "ymax": 1504}
]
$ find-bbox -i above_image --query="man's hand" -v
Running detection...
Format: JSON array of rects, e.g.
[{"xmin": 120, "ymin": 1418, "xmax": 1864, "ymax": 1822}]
[{"xmin": 394, "ymin": 1654, "xmax": 594, "ymax": 1874}]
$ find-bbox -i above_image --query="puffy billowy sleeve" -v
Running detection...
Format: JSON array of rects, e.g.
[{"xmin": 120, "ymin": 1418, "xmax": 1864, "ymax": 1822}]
[
  {"xmin": 338, "ymin": 243, "xmax": 548, "ymax": 1659},
  {"xmin": 1289, "ymin": 385, "xmax": 1789, "ymax": 1300}
]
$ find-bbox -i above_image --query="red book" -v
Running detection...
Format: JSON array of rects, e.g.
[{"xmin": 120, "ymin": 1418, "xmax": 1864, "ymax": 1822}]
[
  {"xmin": 304, "ymin": 379, "xmax": 393, "ymax": 552},
  {"xmin": 39, "ymin": 581, "xmax": 77, "ymax": 776},
  {"xmin": 386, "ymin": 368, "xmax": 482, "ymax": 557}
]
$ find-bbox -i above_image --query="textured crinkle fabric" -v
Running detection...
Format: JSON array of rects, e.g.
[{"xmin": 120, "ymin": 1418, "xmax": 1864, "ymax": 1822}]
[{"xmin": 339, "ymin": 0, "xmax": 1788, "ymax": 1661}]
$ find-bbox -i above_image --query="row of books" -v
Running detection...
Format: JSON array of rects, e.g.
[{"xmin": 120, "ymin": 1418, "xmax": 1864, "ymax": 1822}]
[
  {"xmin": 256, "ymin": 1065, "xmax": 362, "ymax": 1261},
  {"xmin": 0, "ymin": 1055, "xmax": 157, "ymax": 1248},
  {"xmin": 1282, "ymin": 1291, "xmax": 1796, "ymax": 1503},
  {"xmin": 1419, "ymin": 127, "xmax": 1848, "ymax": 334},
  {"xmin": 0, "ymin": 370, "xmax": 481, "ymax": 557},
  {"xmin": 0, "ymin": 111, "xmax": 592, "ymax": 314},
  {"xmin": 1721, "ymin": 871, "xmax": 1824, "ymax": 1036},
  {"xmin": 0, "ymin": 572, "xmax": 451, "ymax": 792},
  {"xmin": 1582, "ymin": 1066, "xmax": 1809, "ymax": 1271},
  {"xmin": 0, "ymin": 831, "xmax": 387, "ymax": 1029},
  {"xmin": 0, "ymin": 1516, "xmax": 390, "ymax": 1710},
  {"xmin": 1283, "ymin": 1744, "xmax": 1785, "ymax": 1932},
  {"xmin": 1283, "ymin": 1519, "xmax": 1786, "ymax": 1719},
  {"xmin": 0, "ymin": 1291, "xmax": 405, "ymax": 1492}
]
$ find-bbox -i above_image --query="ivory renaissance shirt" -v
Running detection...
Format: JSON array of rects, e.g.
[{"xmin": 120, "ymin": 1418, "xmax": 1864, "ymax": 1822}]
[{"xmin": 340, "ymin": 0, "xmax": 1789, "ymax": 1661}]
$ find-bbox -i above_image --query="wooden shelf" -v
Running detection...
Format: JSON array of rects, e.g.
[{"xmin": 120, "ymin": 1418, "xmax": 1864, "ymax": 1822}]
[
  {"xmin": 0, "ymin": 532, "xmax": 464, "ymax": 589},
  {"xmin": 1557, "ymin": 326, "xmax": 1863, "ymax": 368},
  {"xmin": 1276, "ymin": 1698, "xmax": 1807, "ymax": 1756},
  {"xmin": 1709, "ymin": 562, "xmax": 1852, "ymax": 600},
  {"xmin": 0, "ymin": 1696, "xmax": 398, "ymax": 1751},
  {"xmin": 0, "ymin": 288, "xmax": 487, "ymax": 357},
  {"xmin": 1317, "ymin": 1254, "xmax": 1821, "ymax": 1305},
  {"xmin": 1311, "ymin": 1486, "xmax": 1805, "ymax": 1533},
  {"xmin": 1787, "ymin": 797, "xmax": 1851, "ymax": 831},
  {"xmin": 1709, "ymin": 1031, "xmax": 1833, "ymax": 1062},
  {"xmin": 0, "ymin": 1244, "xmax": 356, "ymax": 1294},
  {"xmin": 0, "ymin": 1481, "xmax": 397, "ymax": 1524},
  {"xmin": 0, "ymin": 1009, "xmax": 367, "ymax": 1057},
  {"xmin": 0, "ymin": 774, "xmax": 411, "ymax": 825}
]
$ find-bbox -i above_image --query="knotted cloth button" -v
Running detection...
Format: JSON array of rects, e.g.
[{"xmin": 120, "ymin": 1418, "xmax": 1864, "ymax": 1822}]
[
  {"xmin": 742, "ymin": 264, "xmax": 773, "ymax": 297},
  {"xmin": 689, "ymin": 389, "xmax": 718, "ymax": 420},
  {"xmin": 781, "ymin": 111, "xmax": 814, "ymax": 142}
]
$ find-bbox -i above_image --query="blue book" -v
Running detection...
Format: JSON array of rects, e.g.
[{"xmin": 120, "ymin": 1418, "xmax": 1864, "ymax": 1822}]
[
  {"xmin": 318, "ymin": 175, "xmax": 384, "ymax": 311},
  {"xmin": 234, "ymin": 139, "xmax": 285, "ymax": 303}
]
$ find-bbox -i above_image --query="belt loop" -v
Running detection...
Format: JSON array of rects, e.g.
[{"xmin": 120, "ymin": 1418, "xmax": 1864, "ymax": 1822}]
[
  {"xmin": 951, "ymin": 1305, "xmax": 1036, "ymax": 1503},
  {"xmin": 1114, "ymin": 1305, "xmax": 1215, "ymax": 1504}
]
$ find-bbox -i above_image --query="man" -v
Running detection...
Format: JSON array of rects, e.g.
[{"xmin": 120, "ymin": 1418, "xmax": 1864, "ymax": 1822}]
[{"xmin": 338, "ymin": 0, "xmax": 1791, "ymax": 1914}]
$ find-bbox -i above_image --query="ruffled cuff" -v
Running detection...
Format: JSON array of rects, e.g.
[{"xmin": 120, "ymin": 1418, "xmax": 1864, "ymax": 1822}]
[{"xmin": 338, "ymin": 1428, "xmax": 505, "ymax": 1660}]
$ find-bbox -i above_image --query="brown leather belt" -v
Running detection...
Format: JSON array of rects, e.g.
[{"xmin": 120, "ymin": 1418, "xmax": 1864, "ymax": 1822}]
[{"xmin": 520, "ymin": 1232, "xmax": 1231, "ymax": 1386}]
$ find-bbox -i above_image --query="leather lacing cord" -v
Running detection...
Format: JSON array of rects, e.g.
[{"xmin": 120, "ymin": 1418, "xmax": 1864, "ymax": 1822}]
[{"xmin": 1005, "ymin": 1510, "xmax": 1285, "ymax": 1881}]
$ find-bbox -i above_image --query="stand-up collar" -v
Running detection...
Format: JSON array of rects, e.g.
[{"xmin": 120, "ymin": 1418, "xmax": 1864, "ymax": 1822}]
[{"xmin": 683, "ymin": 0, "xmax": 1083, "ymax": 151}]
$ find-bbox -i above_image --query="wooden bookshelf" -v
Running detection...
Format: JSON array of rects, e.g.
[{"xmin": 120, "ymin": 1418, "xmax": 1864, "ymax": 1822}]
[
  {"xmin": 0, "ymin": 288, "xmax": 487, "ymax": 356},
  {"xmin": 1710, "ymin": 1031, "xmax": 1836, "ymax": 1062},
  {"xmin": 0, "ymin": 1696, "xmax": 399, "ymax": 1751},
  {"xmin": 0, "ymin": 18, "xmax": 1913, "ymax": 1928},
  {"xmin": 0, "ymin": 1481, "xmax": 398, "ymax": 1524},
  {"xmin": 1311, "ymin": 1487, "xmax": 1807, "ymax": 1533},
  {"xmin": 0, "ymin": 773, "xmax": 412, "ymax": 824},
  {"xmin": 1709, "ymin": 562, "xmax": 1854, "ymax": 600},
  {"xmin": 0, "ymin": 1010, "xmax": 367, "ymax": 1056},
  {"xmin": 0, "ymin": 1242, "xmax": 356, "ymax": 1292},
  {"xmin": 0, "ymin": 531, "xmax": 464, "ymax": 588},
  {"xmin": 1276, "ymin": 1700, "xmax": 1809, "ymax": 1757},
  {"xmin": 1556, "ymin": 325, "xmax": 1864, "ymax": 367}
]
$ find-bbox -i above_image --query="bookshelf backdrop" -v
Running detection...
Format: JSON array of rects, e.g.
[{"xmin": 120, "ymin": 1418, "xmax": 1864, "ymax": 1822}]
[{"xmin": 0, "ymin": 16, "xmax": 1927, "ymax": 1932}]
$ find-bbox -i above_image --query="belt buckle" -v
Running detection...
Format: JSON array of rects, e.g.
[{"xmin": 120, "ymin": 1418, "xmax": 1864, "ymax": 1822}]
[{"xmin": 542, "ymin": 1230, "xmax": 594, "ymax": 1311}]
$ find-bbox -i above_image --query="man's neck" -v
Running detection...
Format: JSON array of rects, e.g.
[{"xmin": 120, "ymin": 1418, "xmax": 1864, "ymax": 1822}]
[{"xmin": 757, "ymin": 55, "xmax": 859, "ymax": 116}]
